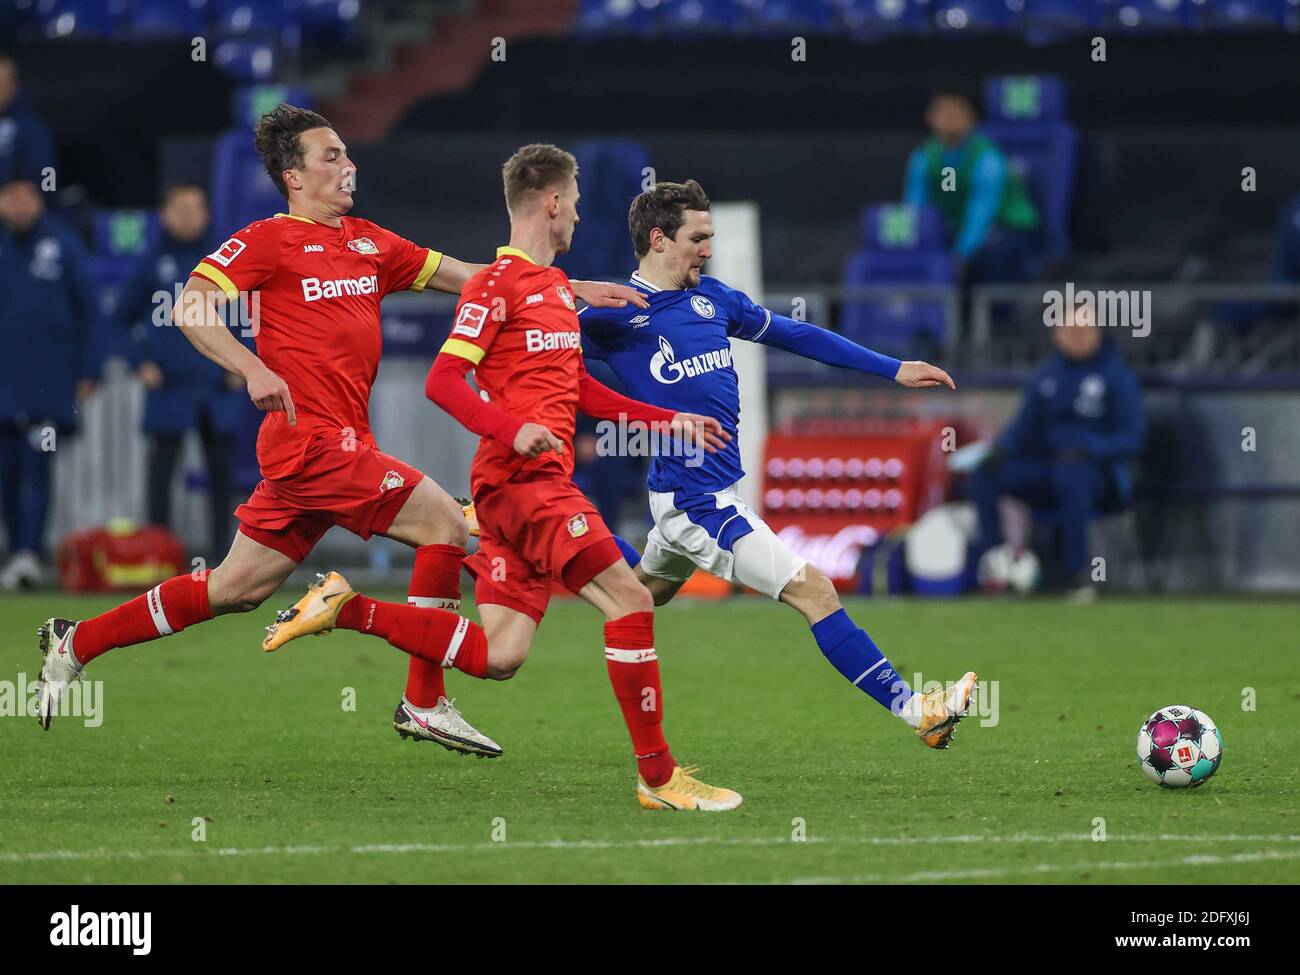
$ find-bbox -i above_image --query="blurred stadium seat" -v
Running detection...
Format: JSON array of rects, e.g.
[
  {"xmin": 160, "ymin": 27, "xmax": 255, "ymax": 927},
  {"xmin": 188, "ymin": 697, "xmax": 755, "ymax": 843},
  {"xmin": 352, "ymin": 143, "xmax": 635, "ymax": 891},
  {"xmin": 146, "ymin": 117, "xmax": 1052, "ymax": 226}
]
[
  {"xmin": 1094, "ymin": 0, "xmax": 1191, "ymax": 31},
  {"xmin": 210, "ymin": 129, "xmax": 283, "ymax": 235},
  {"xmin": 932, "ymin": 0, "xmax": 1016, "ymax": 31},
  {"xmin": 213, "ymin": 39, "xmax": 278, "ymax": 81},
  {"xmin": 91, "ymin": 208, "xmax": 161, "ymax": 292},
  {"xmin": 126, "ymin": 0, "xmax": 211, "ymax": 38},
  {"xmin": 232, "ymin": 84, "xmax": 312, "ymax": 129},
  {"xmin": 981, "ymin": 74, "xmax": 1077, "ymax": 261},
  {"xmin": 841, "ymin": 204, "xmax": 955, "ymax": 356},
  {"xmin": 1186, "ymin": 0, "xmax": 1287, "ymax": 28},
  {"xmin": 556, "ymin": 139, "xmax": 649, "ymax": 281},
  {"xmin": 840, "ymin": 0, "xmax": 922, "ymax": 36},
  {"xmin": 1019, "ymin": 0, "xmax": 1095, "ymax": 43},
  {"xmin": 35, "ymin": 0, "xmax": 127, "ymax": 38}
]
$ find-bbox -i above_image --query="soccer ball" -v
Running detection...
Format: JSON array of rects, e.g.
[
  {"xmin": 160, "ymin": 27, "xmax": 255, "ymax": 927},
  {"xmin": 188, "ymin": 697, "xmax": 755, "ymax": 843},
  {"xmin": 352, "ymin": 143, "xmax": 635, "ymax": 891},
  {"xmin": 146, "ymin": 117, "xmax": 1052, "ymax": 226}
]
[
  {"xmin": 977, "ymin": 544, "xmax": 1040, "ymax": 594},
  {"xmin": 1136, "ymin": 705, "xmax": 1223, "ymax": 788}
]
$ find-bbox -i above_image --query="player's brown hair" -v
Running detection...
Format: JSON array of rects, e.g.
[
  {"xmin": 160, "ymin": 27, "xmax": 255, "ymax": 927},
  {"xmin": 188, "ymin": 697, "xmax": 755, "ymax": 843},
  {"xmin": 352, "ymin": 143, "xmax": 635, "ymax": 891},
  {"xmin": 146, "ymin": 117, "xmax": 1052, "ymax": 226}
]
[
  {"xmin": 254, "ymin": 103, "xmax": 335, "ymax": 199},
  {"xmin": 628, "ymin": 180, "xmax": 711, "ymax": 258},
  {"xmin": 501, "ymin": 144, "xmax": 579, "ymax": 214}
]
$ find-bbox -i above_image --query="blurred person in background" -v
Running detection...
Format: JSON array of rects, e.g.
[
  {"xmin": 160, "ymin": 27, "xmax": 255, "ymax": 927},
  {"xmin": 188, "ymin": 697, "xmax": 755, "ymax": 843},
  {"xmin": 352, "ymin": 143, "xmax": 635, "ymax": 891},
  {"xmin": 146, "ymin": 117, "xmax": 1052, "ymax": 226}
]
[
  {"xmin": 571, "ymin": 414, "xmax": 647, "ymax": 533},
  {"xmin": 904, "ymin": 91, "xmax": 1042, "ymax": 283},
  {"xmin": 969, "ymin": 305, "xmax": 1143, "ymax": 600},
  {"xmin": 0, "ymin": 177, "xmax": 101, "ymax": 589},
  {"xmin": 0, "ymin": 53, "xmax": 56, "ymax": 186},
  {"xmin": 115, "ymin": 182, "xmax": 245, "ymax": 562}
]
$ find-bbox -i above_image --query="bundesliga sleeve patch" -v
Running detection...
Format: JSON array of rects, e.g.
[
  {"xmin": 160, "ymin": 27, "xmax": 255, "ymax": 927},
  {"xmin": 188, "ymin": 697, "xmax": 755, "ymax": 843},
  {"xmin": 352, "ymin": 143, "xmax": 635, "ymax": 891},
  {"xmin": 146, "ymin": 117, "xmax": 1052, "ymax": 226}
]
[
  {"xmin": 208, "ymin": 237, "xmax": 246, "ymax": 267},
  {"xmin": 452, "ymin": 302, "xmax": 490, "ymax": 338}
]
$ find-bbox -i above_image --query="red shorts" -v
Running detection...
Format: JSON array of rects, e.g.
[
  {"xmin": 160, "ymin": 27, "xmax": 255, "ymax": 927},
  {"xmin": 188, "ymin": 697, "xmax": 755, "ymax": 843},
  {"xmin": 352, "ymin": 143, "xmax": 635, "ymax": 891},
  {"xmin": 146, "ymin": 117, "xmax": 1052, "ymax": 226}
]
[
  {"xmin": 465, "ymin": 474, "xmax": 622, "ymax": 625},
  {"xmin": 235, "ymin": 435, "xmax": 424, "ymax": 563}
]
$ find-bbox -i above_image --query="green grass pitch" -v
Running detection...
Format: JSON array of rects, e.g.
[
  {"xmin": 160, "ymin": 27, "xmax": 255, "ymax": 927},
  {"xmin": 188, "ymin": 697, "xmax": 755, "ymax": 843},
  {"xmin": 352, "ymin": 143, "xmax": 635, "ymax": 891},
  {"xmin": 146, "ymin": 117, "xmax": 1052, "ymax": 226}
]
[{"xmin": 1, "ymin": 590, "xmax": 1296, "ymax": 884}]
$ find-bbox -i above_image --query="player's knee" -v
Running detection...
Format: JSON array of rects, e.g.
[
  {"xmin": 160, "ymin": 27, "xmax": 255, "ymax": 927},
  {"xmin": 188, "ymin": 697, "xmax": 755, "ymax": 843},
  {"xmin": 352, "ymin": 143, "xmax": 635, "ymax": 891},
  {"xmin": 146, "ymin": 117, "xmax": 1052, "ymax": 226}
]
[
  {"xmin": 486, "ymin": 656, "xmax": 525, "ymax": 681},
  {"xmin": 612, "ymin": 579, "xmax": 655, "ymax": 617},
  {"xmin": 212, "ymin": 585, "xmax": 270, "ymax": 615}
]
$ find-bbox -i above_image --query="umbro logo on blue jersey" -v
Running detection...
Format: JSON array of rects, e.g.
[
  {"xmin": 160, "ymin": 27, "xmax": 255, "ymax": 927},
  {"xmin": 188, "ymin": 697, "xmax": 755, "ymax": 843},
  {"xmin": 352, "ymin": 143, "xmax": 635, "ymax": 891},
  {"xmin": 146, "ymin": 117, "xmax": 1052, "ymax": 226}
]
[{"xmin": 629, "ymin": 315, "xmax": 650, "ymax": 327}]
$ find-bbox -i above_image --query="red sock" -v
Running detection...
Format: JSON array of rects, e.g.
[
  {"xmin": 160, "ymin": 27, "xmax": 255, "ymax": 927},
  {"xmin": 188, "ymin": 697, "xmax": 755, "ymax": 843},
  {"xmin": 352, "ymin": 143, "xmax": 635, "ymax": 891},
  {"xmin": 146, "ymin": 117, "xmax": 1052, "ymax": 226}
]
[
  {"xmin": 604, "ymin": 611, "xmax": 675, "ymax": 787},
  {"xmin": 73, "ymin": 573, "xmax": 213, "ymax": 664},
  {"xmin": 404, "ymin": 544, "xmax": 465, "ymax": 707},
  {"xmin": 337, "ymin": 593, "xmax": 486, "ymax": 678}
]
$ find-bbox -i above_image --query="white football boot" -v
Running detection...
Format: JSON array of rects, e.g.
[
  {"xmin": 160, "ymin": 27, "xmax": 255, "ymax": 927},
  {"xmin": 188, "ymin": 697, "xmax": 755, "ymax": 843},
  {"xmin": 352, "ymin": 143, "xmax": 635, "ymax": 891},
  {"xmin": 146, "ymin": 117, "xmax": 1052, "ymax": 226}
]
[
  {"xmin": 35, "ymin": 618, "xmax": 84, "ymax": 731},
  {"xmin": 393, "ymin": 696, "xmax": 502, "ymax": 758},
  {"xmin": 1, "ymin": 550, "xmax": 42, "ymax": 591}
]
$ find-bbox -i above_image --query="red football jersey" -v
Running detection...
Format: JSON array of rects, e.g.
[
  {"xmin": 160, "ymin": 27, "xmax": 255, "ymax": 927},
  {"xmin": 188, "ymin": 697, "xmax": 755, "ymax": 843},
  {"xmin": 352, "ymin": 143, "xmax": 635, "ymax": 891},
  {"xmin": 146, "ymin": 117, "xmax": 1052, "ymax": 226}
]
[
  {"xmin": 191, "ymin": 212, "xmax": 441, "ymax": 479},
  {"xmin": 439, "ymin": 246, "xmax": 583, "ymax": 493}
]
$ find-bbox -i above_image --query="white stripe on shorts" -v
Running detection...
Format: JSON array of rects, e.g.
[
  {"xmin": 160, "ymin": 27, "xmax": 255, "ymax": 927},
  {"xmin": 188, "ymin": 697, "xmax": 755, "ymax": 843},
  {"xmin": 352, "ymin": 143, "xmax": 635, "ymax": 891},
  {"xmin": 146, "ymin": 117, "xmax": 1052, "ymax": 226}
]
[{"xmin": 146, "ymin": 584, "xmax": 173, "ymax": 636}]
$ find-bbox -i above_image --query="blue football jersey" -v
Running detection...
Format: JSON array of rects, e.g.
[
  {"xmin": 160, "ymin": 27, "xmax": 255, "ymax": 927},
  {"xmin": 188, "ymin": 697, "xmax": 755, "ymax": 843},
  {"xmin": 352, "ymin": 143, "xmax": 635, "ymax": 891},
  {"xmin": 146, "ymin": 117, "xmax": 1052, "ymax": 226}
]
[{"xmin": 580, "ymin": 272, "xmax": 772, "ymax": 494}]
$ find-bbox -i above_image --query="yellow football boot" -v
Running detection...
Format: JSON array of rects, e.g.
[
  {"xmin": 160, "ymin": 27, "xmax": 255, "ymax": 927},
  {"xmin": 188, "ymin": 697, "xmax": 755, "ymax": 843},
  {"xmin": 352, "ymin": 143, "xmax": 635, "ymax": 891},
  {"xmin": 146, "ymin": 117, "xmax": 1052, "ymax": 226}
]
[
  {"xmin": 637, "ymin": 765, "xmax": 743, "ymax": 811},
  {"xmin": 915, "ymin": 671, "xmax": 978, "ymax": 749},
  {"xmin": 262, "ymin": 571, "xmax": 357, "ymax": 652},
  {"xmin": 456, "ymin": 496, "xmax": 479, "ymax": 538}
]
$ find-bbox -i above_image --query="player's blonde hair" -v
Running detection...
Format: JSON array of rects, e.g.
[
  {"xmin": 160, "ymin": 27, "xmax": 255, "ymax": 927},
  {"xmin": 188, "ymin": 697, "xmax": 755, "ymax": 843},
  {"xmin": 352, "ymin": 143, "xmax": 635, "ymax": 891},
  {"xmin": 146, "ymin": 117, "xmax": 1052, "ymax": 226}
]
[{"xmin": 502, "ymin": 144, "xmax": 579, "ymax": 214}]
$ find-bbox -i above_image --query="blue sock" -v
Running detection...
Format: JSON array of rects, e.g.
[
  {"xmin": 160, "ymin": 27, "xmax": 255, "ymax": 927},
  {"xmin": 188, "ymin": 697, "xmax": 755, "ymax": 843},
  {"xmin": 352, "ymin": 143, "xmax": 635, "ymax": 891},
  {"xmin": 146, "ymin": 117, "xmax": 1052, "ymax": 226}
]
[
  {"xmin": 810, "ymin": 609, "xmax": 914, "ymax": 717},
  {"xmin": 612, "ymin": 533, "xmax": 642, "ymax": 568}
]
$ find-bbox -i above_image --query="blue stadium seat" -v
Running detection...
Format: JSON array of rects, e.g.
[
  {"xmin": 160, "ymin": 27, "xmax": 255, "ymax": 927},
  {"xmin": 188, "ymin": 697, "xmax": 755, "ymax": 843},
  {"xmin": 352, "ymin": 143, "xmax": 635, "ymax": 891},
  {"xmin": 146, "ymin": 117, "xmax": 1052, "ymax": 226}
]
[
  {"xmin": 91, "ymin": 208, "xmax": 161, "ymax": 291},
  {"xmin": 751, "ymin": 0, "xmax": 841, "ymax": 31},
  {"xmin": 841, "ymin": 249, "xmax": 955, "ymax": 356},
  {"xmin": 841, "ymin": 204, "xmax": 955, "ymax": 356},
  {"xmin": 556, "ymin": 139, "xmax": 649, "ymax": 281},
  {"xmin": 213, "ymin": 39, "xmax": 278, "ymax": 81},
  {"xmin": 860, "ymin": 201, "xmax": 945, "ymax": 249},
  {"xmin": 840, "ymin": 0, "xmax": 922, "ymax": 37},
  {"xmin": 212, "ymin": 0, "xmax": 289, "ymax": 36},
  {"xmin": 299, "ymin": 0, "xmax": 362, "ymax": 47},
  {"xmin": 981, "ymin": 75, "xmax": 1077, "ymax": 261},
  {"xmin": 1094, "ymin": 0, "xmax": 1191, "ymax": 31},
  {"xmin": 574, "ymin": 0, "xmax": 660, "ymax": 35},
  {"xmin": 1019, "ymin": 0, "xmax": 1094, "ymax": 43},
  {"xmin": 127, "ymin": 0, "xmax": 210, "ymax": 37},
  {"xmin": 1186, "ymin": 0, "xmax": 1285, "ymax": 29},
  {"xmin": 36, "ymin": 0, "xmax": 126, "ymax": 37},
  {"xmin": 232, "ymin": 84, "xmax": 312, "ymax": 129},
  {"xmin": 210, "ymin": 129, "xmax": 284, "ymax": 236},
  {"xmin": 932, "ymin": 0, "xmax": 1015, "ymax": 30},
  {"xmin": 658, "ymin": 0, "xmax": 750, "ymax": 33}
]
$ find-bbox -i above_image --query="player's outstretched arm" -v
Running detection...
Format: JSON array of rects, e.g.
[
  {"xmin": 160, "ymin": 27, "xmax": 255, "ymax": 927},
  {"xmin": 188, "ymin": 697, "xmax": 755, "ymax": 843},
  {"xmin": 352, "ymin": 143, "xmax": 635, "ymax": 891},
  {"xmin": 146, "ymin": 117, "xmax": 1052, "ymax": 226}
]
[
  {"xmin": 173, "ymin": 274, "xmax": 297, "ymax": 424},
  {"xmin": 569, "ymin": 280, "xmax": 649, "ymax": 310},
  {"xmin": 752, "ymin": 311, "xmax": 955, "ymax": 389},
  {"xmin": 424, "ymin": 254, "xmax": 488, "ymax": 295}
]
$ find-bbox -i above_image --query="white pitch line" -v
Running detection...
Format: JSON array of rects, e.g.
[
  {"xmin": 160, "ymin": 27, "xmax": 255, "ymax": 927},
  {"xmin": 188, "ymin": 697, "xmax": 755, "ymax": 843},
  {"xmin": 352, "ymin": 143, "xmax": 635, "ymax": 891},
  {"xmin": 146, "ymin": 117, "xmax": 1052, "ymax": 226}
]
[
  {"xmin": 779, "ymin": 848, "xmax": 1300, "ymax": 885},
  {"xmin": 1, "ymin": 833, "xmax": 1297, "ymax": 865}
]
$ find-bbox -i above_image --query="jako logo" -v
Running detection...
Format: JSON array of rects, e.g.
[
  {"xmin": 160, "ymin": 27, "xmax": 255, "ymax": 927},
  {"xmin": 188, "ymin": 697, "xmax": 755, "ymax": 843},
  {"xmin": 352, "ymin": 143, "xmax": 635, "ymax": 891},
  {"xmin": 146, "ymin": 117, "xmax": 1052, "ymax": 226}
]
[
  {"xmin": 525, "ymin": 329, "xmax": 581, "ymax": 352},
  {"xmin": 303, "ymin": 244, "xmax": 324, "ymax": 253},
  {"xmin": 50, "ymin": 905, "xmax": 151, "ymax": 955},
  {"xmin": 649, "ymin": 335, "xmax": 732, "ymax": 385},
  {"xmin": 301, "ymin": 274, "xmax": 378, "ymax": 302}
]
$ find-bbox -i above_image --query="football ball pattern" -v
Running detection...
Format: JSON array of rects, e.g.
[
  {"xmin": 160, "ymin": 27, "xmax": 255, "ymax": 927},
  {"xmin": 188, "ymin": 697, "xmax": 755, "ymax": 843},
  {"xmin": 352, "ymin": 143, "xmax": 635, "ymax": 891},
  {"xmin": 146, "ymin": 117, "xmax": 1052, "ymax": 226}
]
[{"xmin": 1136, "ymin": 705, "xmax": 1223, "ymax": 788}]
